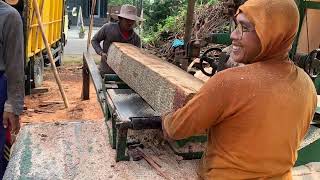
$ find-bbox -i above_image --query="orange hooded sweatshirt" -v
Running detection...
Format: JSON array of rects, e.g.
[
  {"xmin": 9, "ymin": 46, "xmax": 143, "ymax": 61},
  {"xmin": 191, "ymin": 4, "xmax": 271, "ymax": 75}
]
[{"xmin": 163, "ymin": 0, "xmax": 317, "ymax": 179}]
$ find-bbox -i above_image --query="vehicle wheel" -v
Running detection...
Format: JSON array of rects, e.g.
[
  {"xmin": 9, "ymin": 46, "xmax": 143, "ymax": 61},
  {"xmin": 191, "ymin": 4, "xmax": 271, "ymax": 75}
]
[
  {"xmin": 33, "ymin": 54, "xmax": 44, "ymax": 88},
  {"xmin": 25, "ymin": 60, "xmax": 32, "ymax": 95},
  {"xmin": 55, "ymin": 43, "xmax": 63, "ymax": 67},
  {"xmin": 55, "ymin": 53, "xmax": 63, "ymax": 67}
]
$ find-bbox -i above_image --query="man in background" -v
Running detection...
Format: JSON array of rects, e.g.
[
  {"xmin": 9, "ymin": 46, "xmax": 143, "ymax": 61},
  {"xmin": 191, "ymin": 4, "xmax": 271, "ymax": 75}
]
[{"xmin": 92, "ymin": 4, "xmax": 142, "ymax": 75}]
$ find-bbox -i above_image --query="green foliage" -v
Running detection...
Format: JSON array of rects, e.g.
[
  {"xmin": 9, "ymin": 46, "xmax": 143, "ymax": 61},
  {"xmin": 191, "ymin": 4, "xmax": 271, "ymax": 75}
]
[
  {"xmin": 198, "ymin": 0, "xmax": 218, "ymax": 5},
  {"xmin": 143, "ymin": 0, "xmax": 187, "ymax": 32},
  {"xmin": 108, "ymin": 0, "xmax": 135, "ymax": 6},
  {"xmin": 142, "ymin": 0, "xmax": 188, "ymax": 44}
]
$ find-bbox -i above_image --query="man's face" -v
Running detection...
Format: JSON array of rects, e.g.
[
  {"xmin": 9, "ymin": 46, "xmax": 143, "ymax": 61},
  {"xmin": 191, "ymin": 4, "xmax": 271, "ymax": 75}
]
[
  {"xmin": 230, "ymin": 13, "xmax": 261, "ymax": 64},
  {"xmin": 119, "ymin": 17, "xmax": 135, "ymax": 31}
]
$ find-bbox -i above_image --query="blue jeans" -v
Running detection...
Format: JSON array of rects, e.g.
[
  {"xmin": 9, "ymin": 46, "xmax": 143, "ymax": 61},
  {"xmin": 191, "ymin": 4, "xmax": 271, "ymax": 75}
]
[{"xmin": 0, "ymin": 73, "xmax": 8, "ymax": 179}]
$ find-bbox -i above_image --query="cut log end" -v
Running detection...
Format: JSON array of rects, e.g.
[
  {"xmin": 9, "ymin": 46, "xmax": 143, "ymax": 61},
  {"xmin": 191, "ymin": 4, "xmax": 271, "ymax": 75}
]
[{"xmin": 107, "ymin": 43, "xmax": 204, "ymax": 114}]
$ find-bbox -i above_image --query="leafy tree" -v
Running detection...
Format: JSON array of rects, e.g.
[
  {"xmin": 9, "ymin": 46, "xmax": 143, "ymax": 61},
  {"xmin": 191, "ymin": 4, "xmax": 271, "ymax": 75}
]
[
  {"xmin": 108, "ymin": 0, "xmax": 135, "ymax": 6},
  {"xmin": 108, "ymin": 0, "xmax": 187, "ymax": 32},
  {"xmin": 143, "ymin": 0, "xmax": 187, "ymax": 32}
]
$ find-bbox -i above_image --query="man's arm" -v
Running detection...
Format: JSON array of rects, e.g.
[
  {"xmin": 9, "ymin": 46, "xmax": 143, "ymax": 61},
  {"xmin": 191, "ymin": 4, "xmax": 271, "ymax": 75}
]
[
  {"xmin": 3, "ymin": 10, "xmax": 24, "ymax": 116},
  {"xmin": 91, "ymin": 24, "xmax": 108, "ymax": 56},
  {"xmin": 163, "ymin": 74, "xmax": 228, "ymax": 140}
]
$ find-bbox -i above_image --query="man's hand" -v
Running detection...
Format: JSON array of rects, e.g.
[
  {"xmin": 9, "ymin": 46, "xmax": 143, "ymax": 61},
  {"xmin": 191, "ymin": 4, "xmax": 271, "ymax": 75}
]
[
  {"xmin": 3, "ymin": 112, "xmax": 20, "ymax": 143},
  {"xmin": 161, "ymin": 112, "xmax": 174, "ymax": 140},
  {"xmin": 162, "ymin": 121, "xmax": 170, "ymax": 140}
]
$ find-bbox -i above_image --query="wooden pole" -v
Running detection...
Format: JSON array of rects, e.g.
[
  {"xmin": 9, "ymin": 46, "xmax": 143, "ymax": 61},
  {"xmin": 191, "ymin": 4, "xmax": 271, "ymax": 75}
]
[
  {"xmin": 184, "ymin": 0, "xmax": 196, "ymax": 44},
  {"xmin": 87, "ymin": 0, "xmax": 97, "ymax": 51},
  {"xmin": 81, "ymin": 55, "xmax": 90, "ymax": 100},
  {"xmin": 32, "ymin": 0, "xmax": 70, "ymax": 108},
  {"xmin": 136, "ymin": 148, "xmax": 171, "ymax": 180}
]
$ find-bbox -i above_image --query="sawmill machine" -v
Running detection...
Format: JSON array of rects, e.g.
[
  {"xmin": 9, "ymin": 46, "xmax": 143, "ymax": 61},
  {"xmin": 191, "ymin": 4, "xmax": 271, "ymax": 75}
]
[
  {"xmin": 199, "ymin": 0, "xmax": 320, "ymax": 90},
  {"xmin": 171, "ymin": 0, "xmax": 240, "ymax": 73},
  {"xmin": 79, "ymin": 0, "xmax": 320, "ymax": 167},
  {"xmin": 176, "ymin": 0, "xmax": 320, "ymax": 92}
]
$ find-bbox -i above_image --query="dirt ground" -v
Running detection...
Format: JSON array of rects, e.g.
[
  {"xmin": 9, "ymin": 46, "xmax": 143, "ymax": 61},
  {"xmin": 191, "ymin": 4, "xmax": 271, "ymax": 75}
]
[{"xmin": 21, "ymin": 58, "xmax": 104, "ymax": 124}]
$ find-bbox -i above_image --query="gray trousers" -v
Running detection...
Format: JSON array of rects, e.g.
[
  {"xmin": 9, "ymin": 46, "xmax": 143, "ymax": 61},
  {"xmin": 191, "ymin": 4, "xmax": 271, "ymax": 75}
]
[{"xmin": 99, "ymin": 56, "xmax": 115, "ymax": 77}]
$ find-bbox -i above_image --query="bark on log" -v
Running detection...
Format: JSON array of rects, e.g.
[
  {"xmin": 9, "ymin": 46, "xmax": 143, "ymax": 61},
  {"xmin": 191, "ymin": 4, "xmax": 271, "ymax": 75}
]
[{"xmin": 107, "ymin": 43, "xmax": 204, "ymax": 114}]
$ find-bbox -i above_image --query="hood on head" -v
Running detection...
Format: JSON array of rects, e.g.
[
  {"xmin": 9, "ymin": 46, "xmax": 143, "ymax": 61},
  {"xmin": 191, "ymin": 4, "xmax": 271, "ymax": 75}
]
[{"xmin": 238, "ymin": 0, "xmax": 299, "ymax": 63}]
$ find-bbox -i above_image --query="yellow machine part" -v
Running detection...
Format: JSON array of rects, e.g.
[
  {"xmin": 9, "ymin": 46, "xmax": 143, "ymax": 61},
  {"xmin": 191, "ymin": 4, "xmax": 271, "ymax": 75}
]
[
  {"xmin": 26, "ymin": 0, "xmax": 64, "ymax": 58},
  {"xmin": 297, "ymin": 0, "xmax": 320, "ymax": 54}
]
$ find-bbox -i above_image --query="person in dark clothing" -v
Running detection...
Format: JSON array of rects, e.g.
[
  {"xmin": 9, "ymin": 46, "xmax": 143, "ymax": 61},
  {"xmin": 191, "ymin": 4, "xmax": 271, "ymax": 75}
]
[
  {"xmin": 91, "ymin": 4, "xmax": 142, "ymax": 75},
  {"xmin": 0, "ymin": 0, "xmax": 25, "ymax": 178}
]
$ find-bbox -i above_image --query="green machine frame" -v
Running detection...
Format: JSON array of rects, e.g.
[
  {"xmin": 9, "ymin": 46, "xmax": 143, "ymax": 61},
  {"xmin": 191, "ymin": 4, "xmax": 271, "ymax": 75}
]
[{"xmin": 81, "ymin": 1, "xmax": 320, "ymax": 164}]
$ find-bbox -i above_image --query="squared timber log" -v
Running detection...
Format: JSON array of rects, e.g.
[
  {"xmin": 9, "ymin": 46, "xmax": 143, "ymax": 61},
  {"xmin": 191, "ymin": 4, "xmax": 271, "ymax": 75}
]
[{"xmin": 107, "ymin": 43, "xmax": 204, "ymax": 114}]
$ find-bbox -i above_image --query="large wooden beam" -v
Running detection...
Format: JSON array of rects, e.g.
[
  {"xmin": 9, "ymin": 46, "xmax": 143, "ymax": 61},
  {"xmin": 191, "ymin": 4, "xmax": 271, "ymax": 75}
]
[{"xmin": 107, "ymin": 43, "xmax": 204, "ymax": 114}]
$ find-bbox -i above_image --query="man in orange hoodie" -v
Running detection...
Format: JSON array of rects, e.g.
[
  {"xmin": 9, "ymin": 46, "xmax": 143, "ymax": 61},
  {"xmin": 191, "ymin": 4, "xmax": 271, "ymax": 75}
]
[{"xmin": 163, "ymin": 0, "xmax": 317, "ymax": 179}]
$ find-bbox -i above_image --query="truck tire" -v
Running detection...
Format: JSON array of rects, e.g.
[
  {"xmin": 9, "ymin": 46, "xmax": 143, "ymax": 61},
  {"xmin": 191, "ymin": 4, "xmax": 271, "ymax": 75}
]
[
  {"xmin": 25, "ymin": 61, "xmax": 32, "ymax": 95},
  {"xmin": 33, "ymin": 54, "xmax": 44, "ymax": 88},
  {"xmin": 55, "ymin": 52, "xmax": 63, "ymax": 67},
  {"xmin": 55, "ymin": 42, "xmax": 63, "ymax": 67}
]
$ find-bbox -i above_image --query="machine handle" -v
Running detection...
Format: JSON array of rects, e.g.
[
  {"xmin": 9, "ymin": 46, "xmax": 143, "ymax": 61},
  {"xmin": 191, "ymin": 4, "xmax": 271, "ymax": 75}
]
[{"xmin": 129, "ymin": 116, "xmax": 162, "ymax": 130}]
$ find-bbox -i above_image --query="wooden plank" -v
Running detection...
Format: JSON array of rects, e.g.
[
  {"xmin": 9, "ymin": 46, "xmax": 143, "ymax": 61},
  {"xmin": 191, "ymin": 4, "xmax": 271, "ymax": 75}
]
[
  {"xmin": 107, "ymin": 43, "xmax": 204, "ymax": 114},
  {"xmin": 297, "ymin": 2, "xmax": 320, "ymax": 54},
  {"xmin": 30, "ymin": 87, "xmax": 49, "ymax": 94},
  {"xmin": 136, "ymin": 147, "xmax": 171, "ymax": 180}
]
